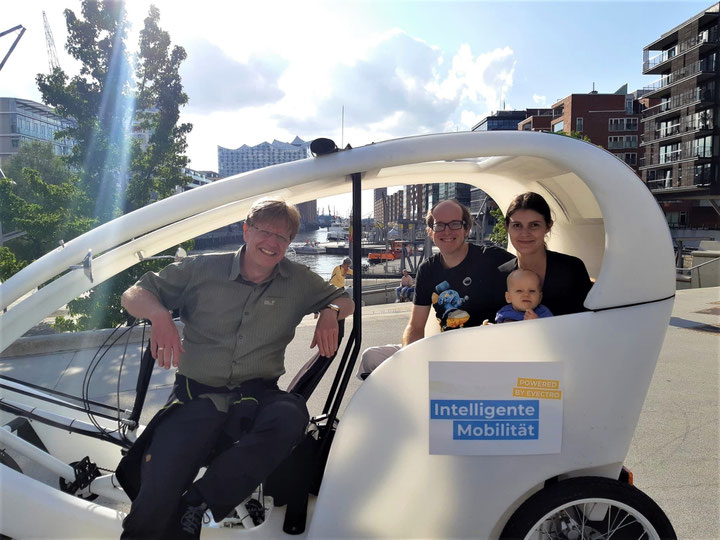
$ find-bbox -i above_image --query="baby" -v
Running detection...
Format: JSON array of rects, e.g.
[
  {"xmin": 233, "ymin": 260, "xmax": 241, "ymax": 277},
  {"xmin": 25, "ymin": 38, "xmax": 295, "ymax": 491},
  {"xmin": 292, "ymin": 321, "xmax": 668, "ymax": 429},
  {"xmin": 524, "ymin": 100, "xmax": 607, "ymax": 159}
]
[{"xmin": 495, "ymin": 268, "xmax": 553, "ymax": 323}]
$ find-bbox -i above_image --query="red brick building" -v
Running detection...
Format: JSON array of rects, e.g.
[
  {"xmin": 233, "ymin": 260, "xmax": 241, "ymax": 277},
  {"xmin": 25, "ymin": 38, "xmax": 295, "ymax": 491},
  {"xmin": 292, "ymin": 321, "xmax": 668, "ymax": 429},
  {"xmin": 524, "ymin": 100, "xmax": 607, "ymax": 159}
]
[{"xmin": 545, "ymin": 91, "xmax": 647, "ymax": 174}]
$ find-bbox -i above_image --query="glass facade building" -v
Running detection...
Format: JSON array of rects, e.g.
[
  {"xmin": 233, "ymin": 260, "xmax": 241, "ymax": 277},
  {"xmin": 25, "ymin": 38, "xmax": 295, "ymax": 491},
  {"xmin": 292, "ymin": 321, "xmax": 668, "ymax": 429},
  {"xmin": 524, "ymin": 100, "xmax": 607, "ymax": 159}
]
[
  {"xmin": 0, "ymin": 97, "xmax": 75, "ymax": 166},
  {"xmin": 217, "ymin": 136, "xmax": 311, "ymax": 177}
]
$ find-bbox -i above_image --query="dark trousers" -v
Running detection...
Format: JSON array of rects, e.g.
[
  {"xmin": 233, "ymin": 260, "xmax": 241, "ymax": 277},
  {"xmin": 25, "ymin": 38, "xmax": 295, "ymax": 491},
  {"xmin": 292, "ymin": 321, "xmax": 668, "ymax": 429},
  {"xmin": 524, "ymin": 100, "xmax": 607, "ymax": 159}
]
[{"xmin": 121, "ymin": 390, "xmax": 308, "ymax": 539}]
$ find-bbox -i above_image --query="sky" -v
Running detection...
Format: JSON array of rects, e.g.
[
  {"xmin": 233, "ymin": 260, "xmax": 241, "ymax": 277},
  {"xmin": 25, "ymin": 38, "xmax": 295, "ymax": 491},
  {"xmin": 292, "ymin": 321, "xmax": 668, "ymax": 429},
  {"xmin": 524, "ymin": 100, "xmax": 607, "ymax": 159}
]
[{"xmin": 1, "ymin": 0, "xmax": 713, "ymax": 216}]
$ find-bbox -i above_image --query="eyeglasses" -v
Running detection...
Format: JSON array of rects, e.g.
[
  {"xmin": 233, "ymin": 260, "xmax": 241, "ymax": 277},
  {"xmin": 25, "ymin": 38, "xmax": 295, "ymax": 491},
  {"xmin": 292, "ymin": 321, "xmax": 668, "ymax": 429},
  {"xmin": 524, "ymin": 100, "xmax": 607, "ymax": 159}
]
[
  {"xmin": 249, "ymin": 224, "xmax": 290, "ymax": 244},
  {"xmin": 431, "ymin": 220, "xmax": 466, "ymax": 232}
]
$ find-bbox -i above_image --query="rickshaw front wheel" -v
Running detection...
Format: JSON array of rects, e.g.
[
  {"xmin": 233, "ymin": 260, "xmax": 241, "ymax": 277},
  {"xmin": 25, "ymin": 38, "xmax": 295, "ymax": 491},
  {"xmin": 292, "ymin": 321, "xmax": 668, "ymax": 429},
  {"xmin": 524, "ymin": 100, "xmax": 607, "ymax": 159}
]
[{"xmin": 500, "ymin": 476, "xmax": 676, "ymax": 540}]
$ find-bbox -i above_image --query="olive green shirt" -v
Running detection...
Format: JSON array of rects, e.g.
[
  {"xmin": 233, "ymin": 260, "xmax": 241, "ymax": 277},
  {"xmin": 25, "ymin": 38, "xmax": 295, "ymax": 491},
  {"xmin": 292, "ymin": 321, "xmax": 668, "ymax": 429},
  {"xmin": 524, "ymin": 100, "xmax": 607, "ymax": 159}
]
[{"xmin": 136, "ymin": 246, "xmax": 347, "ymax": 389}]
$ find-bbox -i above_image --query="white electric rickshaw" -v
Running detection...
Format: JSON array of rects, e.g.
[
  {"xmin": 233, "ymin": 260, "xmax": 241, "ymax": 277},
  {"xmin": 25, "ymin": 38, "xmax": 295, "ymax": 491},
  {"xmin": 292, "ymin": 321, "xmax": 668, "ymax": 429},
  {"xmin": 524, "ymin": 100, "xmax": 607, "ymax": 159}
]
[{"xmin": 0, "ymin": 131, "xmax": 677, "ymax": 539}]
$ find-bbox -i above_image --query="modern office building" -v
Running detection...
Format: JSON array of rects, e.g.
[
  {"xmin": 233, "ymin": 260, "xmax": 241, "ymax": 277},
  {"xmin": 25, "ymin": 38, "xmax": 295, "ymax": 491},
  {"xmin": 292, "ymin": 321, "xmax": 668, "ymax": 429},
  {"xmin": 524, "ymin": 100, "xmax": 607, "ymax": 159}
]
[
  {"xmin": 217, "ymin": 136, "xmax": 316, "ymax": 229},
  {"xmin": 438, "ymin": 182, "xmax": 471, "ymax": 208},
  {"xmin": 217, "ymin": 136, "xmax": 311, "ymax": 177},
  {"xmin": 640, "ymin": 2, "xmax": 719, "ymax": 229},
  {"xmin": 472, "ymin": 110, "xmax": 529, "ymax": 131},
  {"xmin": 0, "ymin": 97, "xmax": 74, "ymax": 167}
]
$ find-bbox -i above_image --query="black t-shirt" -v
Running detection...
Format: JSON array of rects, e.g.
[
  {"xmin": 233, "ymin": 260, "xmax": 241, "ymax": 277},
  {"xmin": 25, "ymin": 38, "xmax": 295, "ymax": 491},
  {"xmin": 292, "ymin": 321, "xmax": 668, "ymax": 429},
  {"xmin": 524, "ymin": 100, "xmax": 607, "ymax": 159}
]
[{"xmin": 414, "ymin": 243, "xmax": 513, "ymax": 331}]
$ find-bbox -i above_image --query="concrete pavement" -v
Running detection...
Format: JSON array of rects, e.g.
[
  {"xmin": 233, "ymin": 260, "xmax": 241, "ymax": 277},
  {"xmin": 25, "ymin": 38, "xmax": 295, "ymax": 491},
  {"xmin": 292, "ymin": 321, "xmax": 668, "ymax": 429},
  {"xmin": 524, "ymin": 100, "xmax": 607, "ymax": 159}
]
[{"xmin": 0, "ymin": 289, "xmax": 718, "ymax": 538}]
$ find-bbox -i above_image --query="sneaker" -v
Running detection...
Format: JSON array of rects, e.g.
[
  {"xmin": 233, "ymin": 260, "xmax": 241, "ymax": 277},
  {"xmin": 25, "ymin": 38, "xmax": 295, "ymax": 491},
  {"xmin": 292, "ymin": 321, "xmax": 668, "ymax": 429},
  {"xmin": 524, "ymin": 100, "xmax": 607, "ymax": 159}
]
[{"xmin": 179, "ymin": 501, "xmax": 207, "ymax": 538}]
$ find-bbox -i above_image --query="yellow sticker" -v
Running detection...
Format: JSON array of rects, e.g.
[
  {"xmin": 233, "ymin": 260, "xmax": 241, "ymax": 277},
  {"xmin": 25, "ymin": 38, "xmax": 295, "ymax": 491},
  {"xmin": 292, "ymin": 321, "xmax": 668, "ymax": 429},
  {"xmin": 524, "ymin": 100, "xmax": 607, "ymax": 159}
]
[
  {"xmin": 145, "ymin": 454, "xmax": 151, "ymax": 463},
  {"xmin": 516, "ymin": 378, "xmax": 560, "ymax": 389},
  {"xmin": 512, "ymin": 387, "xmax": 562, "ymax": 400}
]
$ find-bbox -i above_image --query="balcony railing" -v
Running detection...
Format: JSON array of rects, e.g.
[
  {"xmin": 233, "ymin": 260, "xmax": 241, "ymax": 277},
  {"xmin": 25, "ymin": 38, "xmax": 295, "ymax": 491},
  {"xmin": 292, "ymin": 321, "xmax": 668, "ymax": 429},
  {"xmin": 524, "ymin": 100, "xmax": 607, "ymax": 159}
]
[
  {"xmin": 640, "ymin": 147, "xmax": 713, "ymax": 167},
  {"xmin": 642, "ymin": 119, "xmax": 714, "ymax": 145},
  {"xmin": 642, "ymin": 87, "xmax": 715, "ymax": 120},
  {"xmin": 643, "ymin": 27, "xmax": 719, "ymax": 71},
  {"xmin": 608, "ymin": 139, "xmax": 639, "ymax": 150},
  {"xmin": 646, "ymin": 178, "xmax": 673, "ymax": 190},
  {"xmin": 643, "ymin": 57, "xmax": 716, "ymax": 94}
]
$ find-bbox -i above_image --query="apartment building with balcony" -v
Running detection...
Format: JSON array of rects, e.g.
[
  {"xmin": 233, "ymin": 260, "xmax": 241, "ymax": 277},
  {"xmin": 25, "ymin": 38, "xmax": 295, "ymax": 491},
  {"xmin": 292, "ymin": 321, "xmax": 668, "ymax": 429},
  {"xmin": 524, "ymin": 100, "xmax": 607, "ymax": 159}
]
[{"xmin": 640, "ymin": 3, "xmax": 719, "ymax": 228}]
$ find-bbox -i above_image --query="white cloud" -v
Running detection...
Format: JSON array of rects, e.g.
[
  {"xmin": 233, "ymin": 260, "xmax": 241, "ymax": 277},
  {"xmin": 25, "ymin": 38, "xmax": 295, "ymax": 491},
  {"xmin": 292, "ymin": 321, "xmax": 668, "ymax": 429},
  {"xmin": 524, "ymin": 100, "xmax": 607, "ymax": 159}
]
[
  {"xmin": 3, "ymin": 2, "xmax": 518, "ymax": 175},
  {"xmin": 533, "ymin": 94, "xmax": 547, "ymax": 106},
  {"xmin": 181, "ymin": 40, "xmax": 287, "ymax": 113}
]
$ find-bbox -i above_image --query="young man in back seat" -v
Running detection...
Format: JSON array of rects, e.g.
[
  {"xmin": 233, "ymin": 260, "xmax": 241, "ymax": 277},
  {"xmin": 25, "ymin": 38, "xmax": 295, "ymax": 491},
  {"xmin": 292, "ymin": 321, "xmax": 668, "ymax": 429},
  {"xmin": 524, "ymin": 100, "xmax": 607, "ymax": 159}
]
[{"xmin": 357, "ymin": 199, "xmax": 512, "ymax": 378}]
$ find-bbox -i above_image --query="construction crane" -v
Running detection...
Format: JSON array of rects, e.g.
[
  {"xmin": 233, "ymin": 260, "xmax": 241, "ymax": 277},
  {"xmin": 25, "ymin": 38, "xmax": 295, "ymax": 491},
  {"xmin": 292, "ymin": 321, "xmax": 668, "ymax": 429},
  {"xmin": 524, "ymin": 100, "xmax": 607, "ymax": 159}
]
[
  {"xmin": 0, "ymin": 24, "xmax": 26, "ymax": 72},
  {"xmin": 43, "ymin": 10, "xmax": 61, "ymax": 72}
]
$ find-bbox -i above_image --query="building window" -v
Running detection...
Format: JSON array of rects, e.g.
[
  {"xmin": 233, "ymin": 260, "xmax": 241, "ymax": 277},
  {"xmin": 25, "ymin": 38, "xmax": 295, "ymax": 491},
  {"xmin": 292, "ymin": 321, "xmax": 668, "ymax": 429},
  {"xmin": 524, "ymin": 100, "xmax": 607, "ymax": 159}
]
[
  {"xmin": 622, "ymin": 153, "xmax": 637, "ymax": 166},
  {"xmin": 552, "ymin": 121, "xmax": 564, "ymax": 133},
  {"xmin": 694, "ymin": 163, "xmax": 712, "ymax": 185},
  {"xmin": 576, "ymin": 117, "xmax": 583, "ymax": 132},
  {"xmin": 609, "ymin": 118, "xmax": 624, "ymax": 131},
  {"xmin": 625, "ymin": 118, "xmax": 638, "ymax": 131},
  {"xmin": 11, "ymin": 138, "xmax": 19, "ymax": 148}
]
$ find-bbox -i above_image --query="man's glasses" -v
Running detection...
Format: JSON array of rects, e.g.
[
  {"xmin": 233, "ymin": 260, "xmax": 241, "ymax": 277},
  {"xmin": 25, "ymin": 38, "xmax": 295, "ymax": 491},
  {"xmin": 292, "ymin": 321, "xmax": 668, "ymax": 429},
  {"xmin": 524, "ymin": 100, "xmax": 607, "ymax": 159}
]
[
  {"xmin": 431, "ymin": 220, "xmax": 466, "ymax": 232},
  {"xmin": 249, "ymin": 224, "xmax": 290, "ymax": 244}
]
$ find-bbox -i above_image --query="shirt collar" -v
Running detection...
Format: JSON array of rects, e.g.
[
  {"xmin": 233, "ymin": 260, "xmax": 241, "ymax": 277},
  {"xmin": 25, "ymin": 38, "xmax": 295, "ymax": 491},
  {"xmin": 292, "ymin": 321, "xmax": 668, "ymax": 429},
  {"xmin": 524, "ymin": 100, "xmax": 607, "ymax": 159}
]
[{"xmin": 229, "ymin": 245, "xmax": 292, "ymax": 282}]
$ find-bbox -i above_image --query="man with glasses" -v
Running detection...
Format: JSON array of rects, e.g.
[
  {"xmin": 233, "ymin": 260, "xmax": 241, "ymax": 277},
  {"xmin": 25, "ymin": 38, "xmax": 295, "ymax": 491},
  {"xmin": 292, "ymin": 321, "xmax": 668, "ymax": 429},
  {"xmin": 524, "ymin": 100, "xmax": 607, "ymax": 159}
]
[
  {"xmin": 117, "ymin": 198, "xmax": 353, "ymax": 539},
  {"xmin": 357, "ymin": 199, "xmax": 511, "ymax": 378}
]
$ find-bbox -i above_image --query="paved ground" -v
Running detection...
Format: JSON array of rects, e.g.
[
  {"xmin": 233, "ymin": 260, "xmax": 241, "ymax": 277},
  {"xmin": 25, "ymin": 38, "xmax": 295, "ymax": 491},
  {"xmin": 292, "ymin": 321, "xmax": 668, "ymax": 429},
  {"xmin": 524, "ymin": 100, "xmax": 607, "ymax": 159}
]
[{"xmin": 1, "ymin": 289, "xmax": 718, "ymax": 539}]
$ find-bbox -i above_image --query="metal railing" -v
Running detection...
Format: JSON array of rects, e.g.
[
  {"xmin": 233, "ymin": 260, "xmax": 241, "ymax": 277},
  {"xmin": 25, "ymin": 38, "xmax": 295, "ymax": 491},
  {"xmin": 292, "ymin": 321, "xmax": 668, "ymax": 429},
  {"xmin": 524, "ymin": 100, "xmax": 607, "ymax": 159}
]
[
  {"xmin": 643, "ymin": 58, "xmax": 716, "ymax": 94},
  {"xmin": 641, "ymin": 88, "xmax": 714, "ymax": 120},
  {"xmin": 676, "ymin": 254, "xmax": 720, "ymax": 288},
  {"xmin": 644, "ymin": 27, "xmax": 719, "ymax": 71},
  {"xmin": 640, "ymin": 146, "xmax": 713, "ymax": 168}
]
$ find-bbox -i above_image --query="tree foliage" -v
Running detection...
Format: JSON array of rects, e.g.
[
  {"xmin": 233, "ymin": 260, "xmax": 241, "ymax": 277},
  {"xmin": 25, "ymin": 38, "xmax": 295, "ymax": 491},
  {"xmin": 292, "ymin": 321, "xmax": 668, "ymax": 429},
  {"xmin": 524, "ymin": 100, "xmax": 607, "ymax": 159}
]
[
  {"xmin": 489, "ymin": 207, "xmax": 507, "ymax": 247},
  {"xmin": 3, "ymin": 140, "xmax": 74, "ymax": 187},
  {"xmin": 3, "ymin": 0, "xmax": 195, "ymax": 331},
  {"xmin": 0, "ymin": 167, "xmax": 96, "ymax": 264},
  {"xmin": 0, "ymin": 247, "xmax": 26, "ymax": 282},
  {"xmin": 126, "ymin": 5, "xmax": 192, "ymax": 212},
  {"xmin": 552, "ymin": 130, "xmax": 592, "ymax": 143},
  {"xmin": 36, "ymin": 0, "xmax": 192, "ymax": 221}
]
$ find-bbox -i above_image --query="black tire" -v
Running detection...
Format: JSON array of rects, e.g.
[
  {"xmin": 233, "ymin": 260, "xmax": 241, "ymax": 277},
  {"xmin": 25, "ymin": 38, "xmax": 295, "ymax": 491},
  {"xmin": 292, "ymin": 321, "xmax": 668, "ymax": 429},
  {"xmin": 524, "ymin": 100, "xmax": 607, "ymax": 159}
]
[{"xmin": 500, "ymin": 476, "xmax": 677, "ymax": 540}]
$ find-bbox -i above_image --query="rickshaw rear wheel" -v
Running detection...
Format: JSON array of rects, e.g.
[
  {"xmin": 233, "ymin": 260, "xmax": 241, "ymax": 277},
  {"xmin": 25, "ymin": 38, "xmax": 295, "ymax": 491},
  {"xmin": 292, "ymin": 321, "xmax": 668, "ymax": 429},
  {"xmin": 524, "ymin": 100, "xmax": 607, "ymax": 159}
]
[{"xmin": 500, "ymin": 476, "xmax": 676, "ymax": 540}]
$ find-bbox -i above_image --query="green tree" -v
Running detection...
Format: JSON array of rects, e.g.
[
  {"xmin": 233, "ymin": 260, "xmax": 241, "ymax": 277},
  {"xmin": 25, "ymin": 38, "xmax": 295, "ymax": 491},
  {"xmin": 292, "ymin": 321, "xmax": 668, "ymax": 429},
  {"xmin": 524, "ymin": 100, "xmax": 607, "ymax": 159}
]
[
  {"xmin": 0, "ymin": 247, "xmax": 26, "ymax": 282},
  {"xmin": 126, "ymin": 5, "xmax": 192, "ymax": 212},
  {"xmin": 28, "ymin": 1, "xmax": 193, "ymax": 331},
  {"xmin": 552, "ymin": 130, "xmax": 592, "ymax": 143},
  {"xmin": 36, "ymin": 0, "xmax": 192, "ymax": 221},
  {"xmin": 3, "ymin": 140, "xmax": 74, "ymax": 188},
  {"xmin": 489, "ymin": 207, "xmax": 507, "ymax": 247},
  {"xmin": 0, "ymin": 168, "xmax": 96, "ymax": 264}
]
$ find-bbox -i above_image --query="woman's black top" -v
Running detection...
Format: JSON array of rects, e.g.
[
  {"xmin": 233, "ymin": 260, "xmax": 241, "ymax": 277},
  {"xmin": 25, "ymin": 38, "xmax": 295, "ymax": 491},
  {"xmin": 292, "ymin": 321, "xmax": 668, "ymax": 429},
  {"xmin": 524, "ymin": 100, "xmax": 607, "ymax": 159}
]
[{"xmin": 498, "ymin": 250, "xmax": 593, "ymax": 316}]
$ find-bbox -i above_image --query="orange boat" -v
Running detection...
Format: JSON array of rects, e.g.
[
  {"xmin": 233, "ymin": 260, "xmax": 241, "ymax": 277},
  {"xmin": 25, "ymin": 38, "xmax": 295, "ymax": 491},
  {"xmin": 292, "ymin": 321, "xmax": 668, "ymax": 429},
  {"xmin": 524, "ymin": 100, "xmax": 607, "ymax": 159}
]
[{"xmin": 368, "ymin": 241, "xmax": 411, "ymax": 263}]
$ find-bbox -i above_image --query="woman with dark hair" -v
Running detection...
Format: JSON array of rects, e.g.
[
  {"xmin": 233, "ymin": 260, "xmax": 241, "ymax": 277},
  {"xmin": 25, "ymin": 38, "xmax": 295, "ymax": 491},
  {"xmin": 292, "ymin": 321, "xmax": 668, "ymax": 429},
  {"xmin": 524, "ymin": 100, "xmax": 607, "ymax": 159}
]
[{"xmin": 498, "ymin": 192, "xmax": 592, "ymax": 316}]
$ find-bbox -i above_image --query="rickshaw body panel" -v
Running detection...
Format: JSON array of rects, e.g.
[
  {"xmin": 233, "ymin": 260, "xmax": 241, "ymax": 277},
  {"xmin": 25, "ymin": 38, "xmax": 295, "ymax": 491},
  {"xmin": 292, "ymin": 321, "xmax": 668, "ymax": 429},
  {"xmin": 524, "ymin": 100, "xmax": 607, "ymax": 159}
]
[{"xmin": 311, "ymin": 299, "xmax": 673, "ymax": 539}]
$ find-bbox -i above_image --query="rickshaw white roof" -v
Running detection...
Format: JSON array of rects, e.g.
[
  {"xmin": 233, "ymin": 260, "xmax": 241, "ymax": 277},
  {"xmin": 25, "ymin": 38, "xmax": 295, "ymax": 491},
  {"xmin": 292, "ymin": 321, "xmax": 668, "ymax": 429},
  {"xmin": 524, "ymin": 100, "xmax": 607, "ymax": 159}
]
[{"xmin": 0, "ymin": 131, "xmax": 675, "ymax": 351}]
